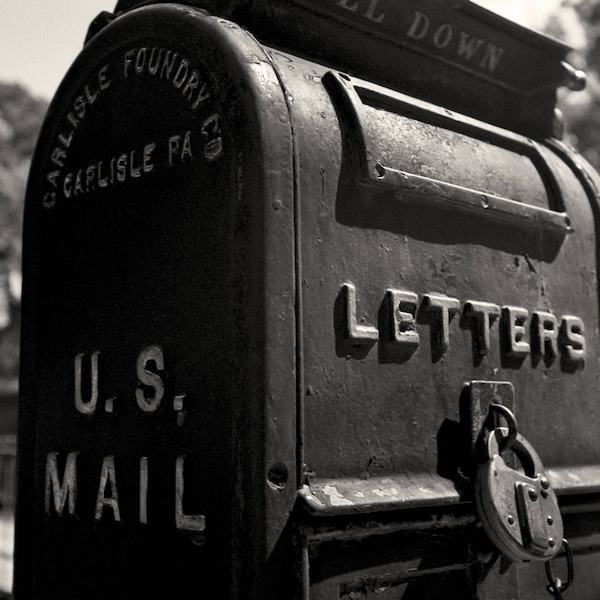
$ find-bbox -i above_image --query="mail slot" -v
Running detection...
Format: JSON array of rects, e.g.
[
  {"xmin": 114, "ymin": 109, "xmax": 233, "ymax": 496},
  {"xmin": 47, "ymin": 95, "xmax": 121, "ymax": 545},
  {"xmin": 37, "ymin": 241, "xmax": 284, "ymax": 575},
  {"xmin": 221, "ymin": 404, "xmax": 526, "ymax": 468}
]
[{"xmin": 15, "ymin": 1, "xmax": 600, "ymax": 599}]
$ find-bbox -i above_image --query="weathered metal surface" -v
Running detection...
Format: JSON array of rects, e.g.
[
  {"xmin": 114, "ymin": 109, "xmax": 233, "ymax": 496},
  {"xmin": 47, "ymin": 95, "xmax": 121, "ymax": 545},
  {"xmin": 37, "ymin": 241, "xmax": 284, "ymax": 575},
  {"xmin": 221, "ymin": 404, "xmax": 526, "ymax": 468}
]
[
  {"xmin": 268, "ymin": 45, "xmax": 600, "ymax": 598},
  {"xmin": 15, "ymin": 1, "xmax": 600, "ymax": 599},
  {"xmin": 110, "ymin": 0, "xmax": 582, "ymax": 138}
]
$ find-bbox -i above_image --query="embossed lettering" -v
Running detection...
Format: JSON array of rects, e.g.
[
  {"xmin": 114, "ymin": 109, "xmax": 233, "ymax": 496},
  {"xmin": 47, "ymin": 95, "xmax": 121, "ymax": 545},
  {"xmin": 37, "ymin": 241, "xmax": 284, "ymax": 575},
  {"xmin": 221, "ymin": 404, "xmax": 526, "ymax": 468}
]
[
  {"xmin": 43, "ymin": 192, "xmax": 56, "ymax": 209},
  {"xmin": 168, "ymin": 131, "xmax": 194, "ymax": 166},
  {"xmin": 480, "ymin": 44, "xmax": 505, "ymax": 72},
  {"xmin": 135, "ymin": 47, "xmax": 148, "ymax": 73},
  {"xmin": 337, "ymin": 0, "xmax": 359, "ymax": 12},
  {"xmin": 73, "ymin": 171, "xmax": 84, "ymax": 196},
  {"xmin": 334, "ymin": 286, "xmax": 586, "ymax": 372},
  {"xmin": 47, "ymin": 170, "xmax": 60, "ymax": 189},
  {"xmin": 148, "ymin": 47, "xmax": 163, "ymax": 75},
  {"xmin": 97, "ymin": 160, "xmax": 110, "ymax": 188},
  {"xmin": 136, "ymin": 345, "xmax": 165, "ymax": 413},
  {"xmin": 173, "ymin": 59, "xmax": 190, "ymax": 89},
  {"xmin": 201, "ymin": 115, "xmax": 223, "ymax": 161},
  {"xmin": 45, "ymin": 452, "xmax": 79, "ymax": 516},
  {"xmin": 175, "ymin": 456, "xmax": 206, "ymax": 531},
  {"xmin": 363, "ymin": 0, "xmax": 385, "ymax": 23},
  {"xmin": 160, "ymin": 50, "xmax": 178, "ymax": 80},
  {"xmin": 457, "ymin": 32, "xmax": 484, "ymax": 60},
  {"xmin": 125, "ymin": 47, "xmax": 211, "ymax": 110},
  {"xmin": 422, "ymin": 293, "xmax": 460, "ymax": 353},
  {"xmin": 342, "ymin": 283, "xmax": 379, "ymax": 344},
  {"xmin": 62, "ymin": 141, "xmax": 159, "ymax": 198},
  {"xmin": 95, "ymin": 456, "xmax": 121, "ymax": 521},
  {"xmin": 75, "ymin": 351, "xmax": 100, "ymax": 415},
  {"xmin": 531, "ymin": 311, "xmax": 559, "ymax": 364},
  {"xmin": 44, "ymin": 453, "xmax": 207, "ymax": 528},
  {"xmin": 464, "ymin": 301, "xmax": 500, "ymax": 357},
  {"xmin": 58, "ymin": 130, "xmax": 74, "ymax": 149},
  {"xmin": 560, "ymin": 316, "xmax": 586, "ymax": 367},
  {"xmin": 433, "ymin": 24, "xmax": 453, "ymax": 49},
  {"xmin": 407, "ymin": 11, "xmax": 429, "ymax": 40},
  {"xmin": 501, "ymin": 306, "xmax": 530, "ymax": 359},
  {"xmin": 116, "ymin": 154, "xmax": 127, "ymax": 182},
  {"xmin": 405, "ymin": 10, "xmax": 505, "ymax": 73},
  {"xmin": 386, "ymin": 289, "xmax": 419, "ymax": 347},
  {"xmin": 143, "ymin": 143, "xmax": 156, "ymax": 172},
  {"xmin": 98, "ymin": 64, "xmax": 111, "ymax": 91},
  {"xmin": 51, "ymin": 147, "xmax": 67, "ymax": 168},
  {"xmin": 129, "ymin": 150, "xmax": 142, "ymax": 178}
]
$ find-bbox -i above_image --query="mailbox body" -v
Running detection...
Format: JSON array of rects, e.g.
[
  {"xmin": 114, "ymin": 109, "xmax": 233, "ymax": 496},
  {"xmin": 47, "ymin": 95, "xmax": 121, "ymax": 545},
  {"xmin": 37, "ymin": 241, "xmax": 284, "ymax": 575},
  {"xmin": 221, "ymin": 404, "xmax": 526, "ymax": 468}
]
[{"xmin": 16, "ymin": 2, "xmax": 600, "ymax": 599}]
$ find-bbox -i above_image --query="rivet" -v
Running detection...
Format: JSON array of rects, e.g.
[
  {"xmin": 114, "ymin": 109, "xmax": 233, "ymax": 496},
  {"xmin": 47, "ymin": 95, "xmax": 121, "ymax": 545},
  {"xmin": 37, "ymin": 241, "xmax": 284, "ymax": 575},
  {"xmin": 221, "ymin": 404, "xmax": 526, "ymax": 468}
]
[
  {"xmin": 528, "ymin": 488, "xmax": 539, "ymax": 502},
  {"xmin": 547, "ymin": 516, "xmax": 554, "ymax": 526},
  {"xmin": 507, "ymin": 515, "xmax": 515, "ymax": 525},
  {"xmin": 540, "ymin": 477, "xmax": 550, "ymax": 490},
  {"xmin": 267, "ymin": 462, "xmax": 289, "ymax": 491},
  {"xmin": 548, "ymin": 537, "xmax": 556, "ymax": 548},
  {"xmin": 272, "ymin": 199, "xmax": 283, "ymax": 211}
]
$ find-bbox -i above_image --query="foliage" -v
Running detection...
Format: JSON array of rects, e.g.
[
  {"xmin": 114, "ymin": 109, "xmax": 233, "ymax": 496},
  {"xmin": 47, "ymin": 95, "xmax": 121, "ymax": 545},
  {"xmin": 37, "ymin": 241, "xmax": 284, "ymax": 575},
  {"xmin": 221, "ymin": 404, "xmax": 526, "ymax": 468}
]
[
  {"xmin": 547, "ymin": 0, "xmax": 600, "ymax": 169},
  {"xmin": 0, "ymin": 83, "xmax": 47, "ymax": 376},
  {"xmin": 0, "ymin": 83, "xmax": 47, "ymax": 270}
]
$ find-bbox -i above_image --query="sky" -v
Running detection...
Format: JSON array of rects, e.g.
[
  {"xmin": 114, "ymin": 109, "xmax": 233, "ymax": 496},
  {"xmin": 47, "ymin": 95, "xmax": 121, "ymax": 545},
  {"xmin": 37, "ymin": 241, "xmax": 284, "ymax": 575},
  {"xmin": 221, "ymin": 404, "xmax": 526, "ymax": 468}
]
[
  {"xmin": 1, "ymin": 1, "xmax": 111, "ymax": 100},
  {"xmin": 0, "ymin": 0, "xmax": 569, "ymax": 101}
]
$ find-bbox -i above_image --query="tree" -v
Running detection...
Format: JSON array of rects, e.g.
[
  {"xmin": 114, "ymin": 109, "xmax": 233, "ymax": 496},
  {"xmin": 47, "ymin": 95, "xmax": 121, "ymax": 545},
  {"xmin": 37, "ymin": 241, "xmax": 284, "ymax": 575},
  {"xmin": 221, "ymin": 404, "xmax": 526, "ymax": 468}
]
[
  {"xmin": 547, "ymin": 0, "xmax": 600, "ymax": 169},
  {"xmin": 0, "ymin": 83, "xmax": 47, "ymax": 377}
]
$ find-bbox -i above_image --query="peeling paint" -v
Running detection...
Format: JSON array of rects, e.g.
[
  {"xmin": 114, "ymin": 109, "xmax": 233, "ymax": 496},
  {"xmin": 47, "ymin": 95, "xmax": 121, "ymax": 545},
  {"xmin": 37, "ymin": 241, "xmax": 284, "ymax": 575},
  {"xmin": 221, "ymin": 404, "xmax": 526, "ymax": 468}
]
[{"xmin": 323, "ymin": 485, "xmax": 354, "ymax": 506}]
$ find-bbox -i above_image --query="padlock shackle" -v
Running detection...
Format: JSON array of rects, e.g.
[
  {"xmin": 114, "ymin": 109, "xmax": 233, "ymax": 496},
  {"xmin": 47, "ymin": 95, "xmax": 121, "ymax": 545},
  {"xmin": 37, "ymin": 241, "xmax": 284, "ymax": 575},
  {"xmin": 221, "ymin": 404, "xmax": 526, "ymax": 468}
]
[
  {"xmin": 485, "ymin": 428, "xmax": 545, "ymax": 479},
  {"xmin": 486, "ymin": 403, "xmax": 518, "ymax": 453}
]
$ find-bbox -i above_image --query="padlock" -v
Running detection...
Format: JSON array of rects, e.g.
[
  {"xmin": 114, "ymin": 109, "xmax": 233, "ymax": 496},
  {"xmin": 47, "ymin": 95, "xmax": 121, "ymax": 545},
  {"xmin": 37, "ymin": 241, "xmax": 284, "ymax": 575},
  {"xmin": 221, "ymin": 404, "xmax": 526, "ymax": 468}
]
[{"xmin": 475, "ymin": 426, "xmax": 564, "ymax": 562}]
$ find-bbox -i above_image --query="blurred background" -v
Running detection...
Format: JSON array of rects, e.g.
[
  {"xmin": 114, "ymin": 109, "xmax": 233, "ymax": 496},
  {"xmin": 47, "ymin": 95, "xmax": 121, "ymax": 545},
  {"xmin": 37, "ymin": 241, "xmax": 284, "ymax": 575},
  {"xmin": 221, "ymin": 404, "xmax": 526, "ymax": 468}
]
[{"xmin": 0, "ymin": 0, "xmax": 599, "ymax": 596}]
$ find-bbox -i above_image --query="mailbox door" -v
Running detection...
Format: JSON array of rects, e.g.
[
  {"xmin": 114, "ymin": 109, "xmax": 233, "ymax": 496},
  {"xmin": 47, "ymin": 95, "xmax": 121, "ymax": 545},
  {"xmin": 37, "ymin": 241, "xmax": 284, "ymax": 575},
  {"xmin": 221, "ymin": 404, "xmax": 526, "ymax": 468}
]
[
  {"xmin": 268, "ymin": 49, "xmax": 600, "ymax": 598},
  {"xmin": 17, "ymin": 6, "xmax": 296, "ymax": 599}
]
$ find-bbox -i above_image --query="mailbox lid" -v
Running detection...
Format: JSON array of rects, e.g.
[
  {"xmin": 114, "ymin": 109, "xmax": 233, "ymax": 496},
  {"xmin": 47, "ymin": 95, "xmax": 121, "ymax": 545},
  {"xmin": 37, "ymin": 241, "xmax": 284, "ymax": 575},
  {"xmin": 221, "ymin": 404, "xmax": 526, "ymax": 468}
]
[
  {"xmin": 17, "ymin": 5, "xmax": 296, "ymax": 598},
  {"xmin": 129, "ymin": 0, "xmax": 578, "ymax": 138}
]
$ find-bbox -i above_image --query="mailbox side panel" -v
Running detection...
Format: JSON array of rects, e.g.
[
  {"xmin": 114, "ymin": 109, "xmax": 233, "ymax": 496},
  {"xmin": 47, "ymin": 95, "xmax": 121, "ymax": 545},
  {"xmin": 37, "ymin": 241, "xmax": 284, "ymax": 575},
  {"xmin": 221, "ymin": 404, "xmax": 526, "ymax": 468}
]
[{"xmin": 270, "ymin": 50, "xmax": 600, "ymax": 598}]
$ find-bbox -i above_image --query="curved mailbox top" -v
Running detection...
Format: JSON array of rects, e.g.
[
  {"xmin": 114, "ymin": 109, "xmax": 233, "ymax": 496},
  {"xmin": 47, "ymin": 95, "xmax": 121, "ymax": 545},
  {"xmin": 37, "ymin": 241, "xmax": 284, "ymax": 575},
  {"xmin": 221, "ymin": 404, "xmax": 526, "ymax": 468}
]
[{"xmin": 18, "ymin": 5, "xmax": 296, "ymax": 598}]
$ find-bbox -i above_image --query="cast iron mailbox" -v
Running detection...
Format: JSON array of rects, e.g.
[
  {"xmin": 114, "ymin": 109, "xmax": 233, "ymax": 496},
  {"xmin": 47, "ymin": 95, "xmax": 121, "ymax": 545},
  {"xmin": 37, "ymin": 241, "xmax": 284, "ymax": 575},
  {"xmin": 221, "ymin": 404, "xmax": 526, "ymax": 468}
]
[{"xmin": 16, "ymin": 1, "xmax": 600, "ymax": 599}]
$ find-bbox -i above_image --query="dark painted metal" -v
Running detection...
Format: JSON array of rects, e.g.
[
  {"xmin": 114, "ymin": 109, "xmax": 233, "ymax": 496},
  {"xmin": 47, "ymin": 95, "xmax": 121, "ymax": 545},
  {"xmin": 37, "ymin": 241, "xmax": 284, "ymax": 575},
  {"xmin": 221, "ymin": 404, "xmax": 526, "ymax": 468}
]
[
  {"xmin": 109, "ymin": 0, "xmax": 584, "ymax": 139},
  {"xmin": 15, "ymin": 1, "xmax": 600, "ymax": 599}
]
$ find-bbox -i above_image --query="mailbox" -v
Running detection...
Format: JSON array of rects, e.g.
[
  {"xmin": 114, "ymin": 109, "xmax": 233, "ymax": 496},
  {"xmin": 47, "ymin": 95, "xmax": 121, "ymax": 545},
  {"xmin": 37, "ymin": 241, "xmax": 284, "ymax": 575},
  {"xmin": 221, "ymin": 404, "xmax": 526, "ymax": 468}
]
[{"xmin": 16, "ymin": 1, "xmax": 600, "ymax": 599}]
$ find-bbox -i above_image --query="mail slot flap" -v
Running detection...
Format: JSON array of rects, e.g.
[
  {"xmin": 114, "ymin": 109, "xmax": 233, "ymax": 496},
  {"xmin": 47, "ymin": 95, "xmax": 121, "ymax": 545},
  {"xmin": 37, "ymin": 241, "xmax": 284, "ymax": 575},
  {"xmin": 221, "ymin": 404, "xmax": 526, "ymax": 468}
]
[{"xmin": 323, "ymin": 71, "xmax": 571, "ymax": 237}]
